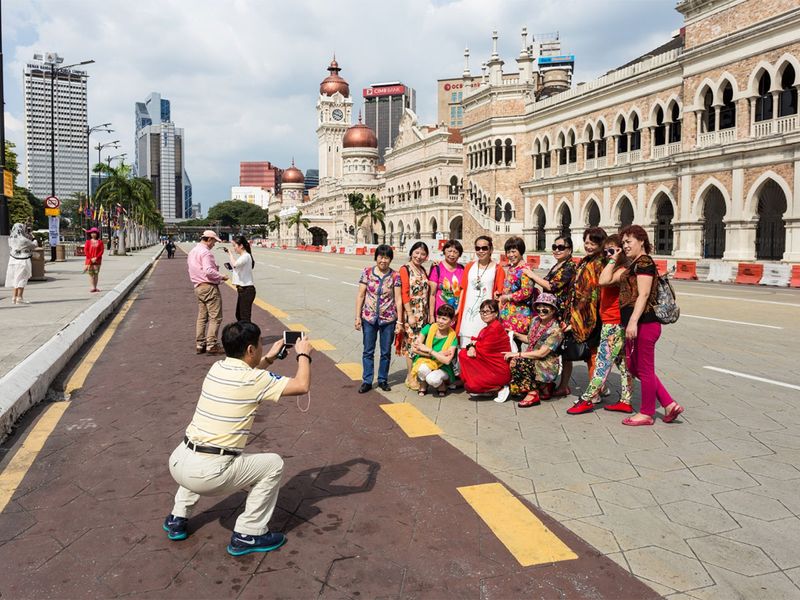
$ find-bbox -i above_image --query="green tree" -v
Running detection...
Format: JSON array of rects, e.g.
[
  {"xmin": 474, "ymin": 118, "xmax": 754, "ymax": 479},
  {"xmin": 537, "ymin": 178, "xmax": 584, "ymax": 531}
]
[
  {"xmin": 346, "ymin": 191, "xmax": 364, "ymax": 243},
  {"xmin": 206, "ymin": 200, "xmax": 268, "ymax": 232},
  {"xmin": 266, "ymin": 214, "xmax": 281, "ymax": 238},
  {"xmin": 357, "ymin": 193, "xmax": 386, "ymax": 245},
  {"xmin": 5, "ymin": 141, "xmax": 43, "ymax": 228},
  {"xmin": 9, "ymin": 188, "xmax": 34, "ymax": 225},
  {"xmin": 285, "ymin": 210, "xmax": 310, "ymax": 247}
]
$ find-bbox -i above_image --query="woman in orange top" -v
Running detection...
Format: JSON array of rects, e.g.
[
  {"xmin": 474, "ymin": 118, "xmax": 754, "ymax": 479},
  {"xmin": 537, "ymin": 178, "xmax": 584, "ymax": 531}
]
[
  {"xmin": 455, "ymin": 235, "xmax": 505, "ymax": 348},
  {"xmin": 83, "ymin": 227, "xmax": 105, "ymax": 293},
  {"xmin": 568, "ymin": 234, "xmax": 634, "ymax": 415}
]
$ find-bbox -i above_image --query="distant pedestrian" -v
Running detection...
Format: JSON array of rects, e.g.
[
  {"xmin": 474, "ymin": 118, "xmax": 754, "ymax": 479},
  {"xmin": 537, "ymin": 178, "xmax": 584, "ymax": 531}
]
[
  {"xmin": 354, "ymin": 244, "xmax": 402, "ymax": 394},
  {"xmin": 5, "ymin": 223, "xmax": 36, "ymax": 305},
  {"xmin": 187, "ymin": 230, "xmax": 228, "ymax": 355},
  {"xmin": 166, "ymin": 237, "xmax": 176, "ymax": 259},
  {"xmin": 83, "ymin": 227, "xmax": 105, "ymax": 293},
  {"xmin": 226, "ymin": 235, "xmax": 256, "ymax": 323},
  {"xmin": 163, "ymin": 321, "xmax": 313, "ymax": 555}
]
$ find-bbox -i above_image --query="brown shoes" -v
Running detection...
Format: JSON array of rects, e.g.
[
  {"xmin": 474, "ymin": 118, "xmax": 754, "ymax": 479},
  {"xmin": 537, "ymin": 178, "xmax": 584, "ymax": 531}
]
[
  {"xmin": 195, "ymin": 346, "xmax": 206, "ymax": 354},
  {"xmin": 206, "ymin": 345, "xmax": 226, "ymax": 355}
]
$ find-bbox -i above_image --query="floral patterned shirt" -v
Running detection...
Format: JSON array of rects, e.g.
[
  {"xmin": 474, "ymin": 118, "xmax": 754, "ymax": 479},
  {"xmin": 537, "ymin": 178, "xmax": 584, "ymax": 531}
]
[
  {"xmin": 499, "ymin": 263, "xmax": 536, "ymax": 334},
  {"xmin": 358, "ymin": 266, "xmax": 401, "ymax": 325},
  {"xmin": 429, "ymin": 262, "xmax": 464, "ymax": 314}
]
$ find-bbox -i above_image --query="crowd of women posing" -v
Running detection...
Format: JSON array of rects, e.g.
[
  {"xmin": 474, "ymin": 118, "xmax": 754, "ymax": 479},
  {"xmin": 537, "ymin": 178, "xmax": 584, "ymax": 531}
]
[{"xmin": 355, "ymin": 226, "xmax": 684, "ymax": 427}]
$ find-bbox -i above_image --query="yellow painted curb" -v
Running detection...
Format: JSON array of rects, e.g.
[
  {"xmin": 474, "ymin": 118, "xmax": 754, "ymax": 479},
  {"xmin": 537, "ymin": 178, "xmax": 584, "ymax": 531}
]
[
  {"xmin": 336, "ymin": 362, "xmax": 362, "ymax": 380},
  {"xmin": 380, "ymin": 402, "xmax": 443, "ymax": 438},
  {"xmin": 310, "ymin": 339, "xmax": 336, "ymax": 351},
  {"xmin": 457, "ymin": 483, "xmax": 578, "ymax": 567},
  {"xmin": 286, "ymin": 323, "xmax": 309, "ymax": 332}
]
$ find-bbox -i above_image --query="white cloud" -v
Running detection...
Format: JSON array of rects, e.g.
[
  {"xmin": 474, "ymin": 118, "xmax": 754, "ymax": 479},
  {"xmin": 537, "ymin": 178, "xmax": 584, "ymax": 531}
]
[{"xmin": 4, "ymin": 0, "xmax": 682, "ymax": 210}]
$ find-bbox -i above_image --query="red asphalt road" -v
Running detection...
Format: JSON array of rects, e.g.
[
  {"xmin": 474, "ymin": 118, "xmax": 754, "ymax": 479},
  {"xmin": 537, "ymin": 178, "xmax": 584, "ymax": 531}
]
[{"xmin": 0, "ymin": 252, "xmax": 657, "ymax": 599}]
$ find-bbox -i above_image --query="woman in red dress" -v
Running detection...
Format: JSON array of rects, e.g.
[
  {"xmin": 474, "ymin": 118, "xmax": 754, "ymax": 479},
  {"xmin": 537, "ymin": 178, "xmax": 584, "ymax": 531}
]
[
  {"xmin": 458, "ymin": 299, "xmax": 512, "ymax": 402},
  {"xmin": 83, "ymin": 227, "xmax": 105, "ymax": 292}
]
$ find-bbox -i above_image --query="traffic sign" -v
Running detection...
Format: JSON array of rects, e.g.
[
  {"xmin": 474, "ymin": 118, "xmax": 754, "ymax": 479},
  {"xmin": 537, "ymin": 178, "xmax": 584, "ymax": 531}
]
[{"xmin": 45, "ymin": 196, "xmax": 61, "ymax": 209}]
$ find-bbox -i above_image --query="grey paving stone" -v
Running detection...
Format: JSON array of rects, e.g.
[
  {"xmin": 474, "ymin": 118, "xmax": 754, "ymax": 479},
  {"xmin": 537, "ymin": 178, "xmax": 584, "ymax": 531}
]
[
  {"xmin": 509, "ymin": 461, "xmax": 603, "ymax": 495},
  {"xmin": 747, "ymin": 476, "xmax": 800, "ymax": 516},
  {"xmin": 626, "ymin": 466, "xmax": 730, "ymax": 508},
  {"xmin": 736, "ymin": 456, "xmax": 800, "ymax": 481},
  {"xmin": 661, "ymin": 500, "xmax": 741, "ymax": 535},
  {"xmin": 625, "ymin": 547, "xmax": 714, "ymax": 593},
  {"xmin": 591, "ymin": 481, "xmax": 660, "ymax": 510},
  {"xmin": 691, "ymin": 464, "xmax": 760, "ymax": 490},
  {"xmin": 562, "ymin": 519, "xmax": 622, "ymax": 555},
  {"xmin": 715, "ymin": 490, "xmax": 793, "ymax": 521},
  {"xmin": 721, "ymin": 514, "xmax": 800, "ymax": 570},
  {"xmin": 691, "ymin": 564, "xmax": 800, "ymax": 600},
  {"xmin": 536, "ymin": 489, "xmax": 603, "ymax": 519},
  {"xmin": 687, "ymin": 535, "xmax": 779, "ymax": 576},
  {"xmin": 578, "ymin": 457, "xmax": 640, "ymax": 482}
]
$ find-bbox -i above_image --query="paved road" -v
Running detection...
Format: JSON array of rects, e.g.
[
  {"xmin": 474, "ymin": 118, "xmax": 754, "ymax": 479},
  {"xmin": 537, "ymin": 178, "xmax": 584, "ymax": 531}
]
[
  {"xmin": 237, "ymin": 247, "xmax": 800, "ymax": 599},
  {"xmin": 0, "ymin": 252, "xmax": 655, "ymax": 599}
]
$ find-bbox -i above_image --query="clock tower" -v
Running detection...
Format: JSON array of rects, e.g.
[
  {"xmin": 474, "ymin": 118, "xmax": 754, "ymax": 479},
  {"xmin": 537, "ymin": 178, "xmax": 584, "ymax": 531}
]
[{"xmin": 316, "ymin": 57, "xmax": 352, "ymax": 180}]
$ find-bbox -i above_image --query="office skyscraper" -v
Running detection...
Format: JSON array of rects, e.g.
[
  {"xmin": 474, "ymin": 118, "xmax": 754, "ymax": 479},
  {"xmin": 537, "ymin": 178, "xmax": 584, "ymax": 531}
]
[
  {"xmin": 24, "ymin": 53, "xmax": 89, "ymax": 200},
  {"xmin": 362, "ymin": 82, "xmax": 416, "ymax": 163},
  {"xmin": 134, "ymin": 92, "xmax": 191, "ymax": 222}
]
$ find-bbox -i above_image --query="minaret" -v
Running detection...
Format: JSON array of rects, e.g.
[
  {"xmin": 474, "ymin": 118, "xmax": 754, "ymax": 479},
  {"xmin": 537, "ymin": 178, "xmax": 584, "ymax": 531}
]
[
  {"xmin": 516, "ymin": 27, "xmax": 535, "ymax": 84},
  {"xmin": 316, "ymin": 56, "xmax": 353, "ymax": 181},
  {"xmin": 486, "ymin": 30, "xmax": 505, "ymax": 85}
]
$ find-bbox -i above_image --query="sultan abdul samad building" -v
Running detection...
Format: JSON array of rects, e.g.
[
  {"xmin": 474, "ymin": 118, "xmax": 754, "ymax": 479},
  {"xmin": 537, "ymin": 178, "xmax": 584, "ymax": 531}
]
[{"xmin": 271, "ymin": 0, "xmax": 800, "ymax": 263}]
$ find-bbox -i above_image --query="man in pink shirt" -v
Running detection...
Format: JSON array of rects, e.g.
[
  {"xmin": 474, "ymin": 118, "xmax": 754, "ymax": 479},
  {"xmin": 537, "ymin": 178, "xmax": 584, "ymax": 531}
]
[{"xmin": 187, "ymin": 230, "xmax": 229, "ymax": 354}]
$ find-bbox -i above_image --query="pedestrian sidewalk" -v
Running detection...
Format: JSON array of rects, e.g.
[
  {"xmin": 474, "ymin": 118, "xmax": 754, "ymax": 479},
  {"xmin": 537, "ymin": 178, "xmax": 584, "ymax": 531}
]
[{"xmin": 0, "ymin": 246, "xmax": 163, "ymax": 438}]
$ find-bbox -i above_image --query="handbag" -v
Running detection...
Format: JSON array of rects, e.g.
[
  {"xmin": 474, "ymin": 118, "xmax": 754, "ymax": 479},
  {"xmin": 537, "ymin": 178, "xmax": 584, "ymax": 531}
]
[{"xmin": 558, "ymin": 332, "xmax": 590, "ymax": 362}]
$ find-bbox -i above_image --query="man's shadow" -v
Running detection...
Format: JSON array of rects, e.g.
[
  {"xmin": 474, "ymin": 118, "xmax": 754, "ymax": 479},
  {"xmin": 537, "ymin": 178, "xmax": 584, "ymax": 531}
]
[{"xmin": 190, "ymin": 457, "xmax": 379, "ymax": 535}]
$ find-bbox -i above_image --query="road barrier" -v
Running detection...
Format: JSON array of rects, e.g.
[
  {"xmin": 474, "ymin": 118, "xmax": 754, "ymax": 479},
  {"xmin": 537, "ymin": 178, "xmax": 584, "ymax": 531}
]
[
  {"xmin": 759, "ymin": 264, "xmax": 790, "ymax": 287},
  {"xmin": 674, "ymin": 261, "xmax": 698, "ymax": 280},
  {"xmin": 654, "ymin": 259, "xmax": 668, "ymax": 276},
  {"xmin": 790, "ymin": 265, "xmax": 800, "ymax": 288},
  {"xmin": 355, "ymin": 246, "xmax": 366, "ymax": 256},
  {"xmin": 526, "ymin": 255, "xmax": 540, "ymax": 268},
  {"xmin": 734, "ymin": 263, "xmax": 763, "ymax": 285},
  {"xmin": 707, "ymin": 262, "xmax": 734, "ymax": 283}
]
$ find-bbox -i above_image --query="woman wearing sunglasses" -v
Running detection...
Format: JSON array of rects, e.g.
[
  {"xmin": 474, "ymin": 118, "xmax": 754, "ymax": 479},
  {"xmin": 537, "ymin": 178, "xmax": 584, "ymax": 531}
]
[
  {"xmin": 570, "ymin": 235, "xmax": 634, "ymax": 414},
  {"xmin": 455, "ymin": 236, "xmax": 505, "ymax": 349},
  {"xmin": 497, "ymin": 236, "xmax": 536, "ymax": 349},
  {"xmin": 458, "ymin": 299, "xmax": 512, "ymax": 402},
  {"xmin": 505, "ymin": 293, "xmax": 564, "ymax": 407}
]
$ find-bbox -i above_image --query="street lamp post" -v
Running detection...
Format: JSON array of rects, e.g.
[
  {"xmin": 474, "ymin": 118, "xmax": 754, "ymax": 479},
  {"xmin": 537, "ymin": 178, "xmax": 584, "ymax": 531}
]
[
  {"xmin": 86, "ymin": 123, "xmax": 112, "ymax": 230},
  {"xmin": 0, "ymin": 2, "xmax": 9, "ymax": 237},
  {"xmin": 38, "ymin": 53, "xmax": 94, "ymax": 261}
]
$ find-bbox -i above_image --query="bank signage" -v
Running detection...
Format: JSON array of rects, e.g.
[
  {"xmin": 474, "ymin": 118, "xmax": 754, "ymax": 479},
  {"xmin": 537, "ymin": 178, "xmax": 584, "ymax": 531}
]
[{"xmin": 363, "ymin": 85, "xmax": 406, "ymax": 97}]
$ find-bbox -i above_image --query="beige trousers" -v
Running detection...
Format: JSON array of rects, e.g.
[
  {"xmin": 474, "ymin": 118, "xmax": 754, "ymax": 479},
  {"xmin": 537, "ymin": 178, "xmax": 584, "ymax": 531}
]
[
  {"xmin": 194, "ymin": 283, "xmax": 222, "ymax": 347},
  {"xmin": 169, "ymin": 442, "xmax": 284, "ymax": 536}
]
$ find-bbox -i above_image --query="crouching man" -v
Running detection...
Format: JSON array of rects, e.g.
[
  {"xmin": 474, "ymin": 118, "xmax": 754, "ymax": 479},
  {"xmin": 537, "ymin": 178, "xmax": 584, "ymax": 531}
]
[{"xmin": 163, "ymin": 321, "xmax": 313, "ymax": 556}]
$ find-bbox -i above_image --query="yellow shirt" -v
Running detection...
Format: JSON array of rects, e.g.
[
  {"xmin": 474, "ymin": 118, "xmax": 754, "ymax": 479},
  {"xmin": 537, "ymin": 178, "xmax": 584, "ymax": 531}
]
[{"xmin": 184, "ymin": 357, "xmax": 290, "ymax": 450}]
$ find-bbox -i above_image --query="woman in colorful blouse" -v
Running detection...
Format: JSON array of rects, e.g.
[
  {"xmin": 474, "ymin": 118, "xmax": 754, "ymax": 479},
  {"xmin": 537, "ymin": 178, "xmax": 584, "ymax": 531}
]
[
  {"xmin": 355, "ymin": 244, "xmax": 403, "ymax": 394},
  {"xmin": 428, "ymin": 239, "xmax": 465, "ymax": 322},
  {"xmin": 398, "ymin": 242, "xmax": 431, "ymax": 390},
  {"xmin": 505, "ymin": 293, "xmax": 564, "ymax": 408},
  {"xmin": 411, "ymin": 304, "xmax": 459, "ymax": 397},
  {"xmin": 611, "ymin": 225, "xmax": 683, "ymax": 426},
  {"xmin": 83, "ymin": 227, "xmax": 105, "ymax": 293},
  {"xmin": 455, "ymin": 235, "xmax": 505, "ymax": 349},
  {"xmin": 498, "ymin": 236, "xmax": 536, "ymax": 347},
  {"xmin": 522, "ymin": 236, "xmax": 576, "ymax": 320}
]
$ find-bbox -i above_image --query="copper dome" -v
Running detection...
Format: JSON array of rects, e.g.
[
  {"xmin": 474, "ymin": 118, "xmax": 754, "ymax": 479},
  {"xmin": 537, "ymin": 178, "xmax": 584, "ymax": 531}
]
[
  {"xmin": 343, "ymin": 115, "xmax": 377, "ymax": 148},
  {"xmin": 281, "ymin": 161, "xmax": 304, "ymax": 184},
  {"xmin": 320, "ymin": 58, "xmax": 350, "ymax": 97}
]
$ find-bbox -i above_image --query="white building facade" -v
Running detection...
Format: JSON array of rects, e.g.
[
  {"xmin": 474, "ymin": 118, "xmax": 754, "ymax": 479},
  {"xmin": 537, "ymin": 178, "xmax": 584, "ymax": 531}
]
[{"xmin": 231, "ymin": 186, "xmax": 272, "ymax": 209}]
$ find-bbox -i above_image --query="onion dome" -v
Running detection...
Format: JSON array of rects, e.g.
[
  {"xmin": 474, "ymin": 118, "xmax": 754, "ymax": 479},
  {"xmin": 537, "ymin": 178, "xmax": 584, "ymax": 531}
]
[
  {"xmin": 320, "ymin": 57, "xmax": 350, "ymax": 97},
  {"xmin": 343, "ymin": 113, "xmax": 377, "ymax": 148},
  {"xmin": 281, "ymin": 160, "xmax": 304, "ymax": 184}
]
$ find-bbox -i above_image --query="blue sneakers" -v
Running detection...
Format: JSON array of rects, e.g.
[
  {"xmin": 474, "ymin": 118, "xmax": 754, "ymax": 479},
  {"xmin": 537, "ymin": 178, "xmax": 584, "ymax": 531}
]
[
  {"xmin": 162, "ymin": 514, "xmax": 188, "ymax": 541},
  {"xmin": 226, "ymin": 531, "xmax": 287, "ymax": 556}
]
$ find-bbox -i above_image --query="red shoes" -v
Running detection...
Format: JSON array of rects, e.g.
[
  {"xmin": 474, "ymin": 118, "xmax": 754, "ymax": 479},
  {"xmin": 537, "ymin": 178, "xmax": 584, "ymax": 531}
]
[
  {"xmin": 518, "ymin": 391, "xmax": 540, "ymax": 408},
  {"xmin": 538, "ymin": 383, "xmax": 555, "ymax": 400},
  {"xmin": 622, "ymin": 415, "xmax": 655, "ymax": 426},
  {"xmin": 604, "ymin": 401, "xmax": 634, "ymax": 413},
  {"xmin": 550, "ymin": 386, "xmax": 571, "ymax": 398},
  {"xmin": 663, "ymin": 403, "xmax": 684, "ymax": 423},
  {"xmin": 567, "ymin": 400, "xmax": 594, "ymax": 415}
]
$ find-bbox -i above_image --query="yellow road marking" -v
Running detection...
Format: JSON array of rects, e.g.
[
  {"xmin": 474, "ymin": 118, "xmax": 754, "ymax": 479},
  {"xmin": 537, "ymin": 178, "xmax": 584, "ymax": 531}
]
[
  {"xmin": 336, "ymin": 362, "xmax": 362, "ymax": 380},
  {"xmin": 254, "ymin": 299, "xmax": 288, "ymax": 319},
  {"xmin": 286, "ymin": 323, "xmax": 309, "ymax": 332},
  {"xmin": 380, "ymin": 403, "xmax": 443, "ymax": 438},
  {"xmin": 457, "ymin": 483, "xmax": 578, "ymax": 567},
  {"xmin": 0, "ymin": 402, "xmax": 70, "ymax": 513},
  {"xmin": 310, "ymin": 339, "xmax": 336, "ymax": 351}
]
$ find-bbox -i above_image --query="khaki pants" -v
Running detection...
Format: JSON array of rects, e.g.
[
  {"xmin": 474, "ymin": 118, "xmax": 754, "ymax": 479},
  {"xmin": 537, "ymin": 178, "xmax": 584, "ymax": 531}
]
[
  {"xmin": 169, "ymin": 442, "xmax": 284, "ymax": 536},
  {"xmin": 194, "ymin": 283, "xmax": 222, "ymax": 347}
]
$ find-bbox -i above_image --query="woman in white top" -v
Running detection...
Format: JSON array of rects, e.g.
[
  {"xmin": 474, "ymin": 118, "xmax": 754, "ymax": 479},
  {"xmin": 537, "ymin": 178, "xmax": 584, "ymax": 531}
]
[
  {"xmin": 5, "ymin": 223, "xmax": 37, "ymax": 304},
  {"xmin": 455, "ymin": 235, "xmax": 505, "ymax": 348},
  {"xmin": 226, "ymin": 235, "xmax": 256, "ymax": 322}
]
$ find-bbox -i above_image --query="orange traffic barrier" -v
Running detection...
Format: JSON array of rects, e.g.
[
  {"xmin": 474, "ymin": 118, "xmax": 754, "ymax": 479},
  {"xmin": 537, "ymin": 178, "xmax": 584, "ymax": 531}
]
[
  {"xmin": 355, "ymin": 247, "xmax": 366, "ymax": 256},
  {"xmin": 438, "ymin": 239, "xmax": 447, "ymax": 250},
  {"xmin": 340, "ymin": 246, "xmax": 346, "ymax": 254},
  {"xmin": 654, "ymin": 259, "xmax": 667, "ymax": 276},
  {"xmin": 791, "ymin": 265, "xmax": 800, "ymax": 288},
  {"xmin": 526, "ymin": 255, "xmax": 540, "ymax": 268},
  {"xmin": 331, "ymin": 246, "xmax": 337, "ymax": 253},
  {"xmin": 735, "ymin": 263, "xmax": 763, "ymax": 285},
  {"xmin": 674, "ymin": 261, "xmax": 697, "ymax": 280}
]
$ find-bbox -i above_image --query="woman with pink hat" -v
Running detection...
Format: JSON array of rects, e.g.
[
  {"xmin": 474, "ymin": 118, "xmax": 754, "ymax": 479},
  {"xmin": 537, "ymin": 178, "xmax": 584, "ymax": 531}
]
[{"xmin": 84, "ymin": 228, "xmax": 105, "ymax": 292}]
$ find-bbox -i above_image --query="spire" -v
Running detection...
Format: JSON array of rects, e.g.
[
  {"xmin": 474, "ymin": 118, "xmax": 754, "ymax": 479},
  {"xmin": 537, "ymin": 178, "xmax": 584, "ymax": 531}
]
[
  {"xmin": 357, "ymin": 110, "xmax": 362, "ymax": 123},
  {"xmin": 519, "ymin": 27, "xmax": 529, "ymax": 57},
  {"xmin": 463, "ymin": 46, "xmax": 471, "ymax": 77},
  {"xmin": 491, "ymin": 30, "xmax": 499, "ymax": 60}
]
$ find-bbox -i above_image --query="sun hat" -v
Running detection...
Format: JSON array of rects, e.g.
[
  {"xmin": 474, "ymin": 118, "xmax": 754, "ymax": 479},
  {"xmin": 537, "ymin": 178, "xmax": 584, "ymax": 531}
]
[
  {"xmin": 201, "ymin": 230, "xmax": 222, "ymax": 242},
  {"xmin": 533, "ymin": 292, "xmax": 558, "ymax": 310},
  {"xmin": 85, "ymin": 227, "xmax": 100, "ymax": 234}
]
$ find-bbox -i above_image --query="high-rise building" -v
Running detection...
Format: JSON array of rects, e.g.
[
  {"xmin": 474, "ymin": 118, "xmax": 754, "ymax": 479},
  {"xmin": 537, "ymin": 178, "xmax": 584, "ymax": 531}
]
[
  {"xmin": 304, "ymin": 169, "xmax": 319, "ymax": 192},
  {"xmin": 239, "ymin": 161, "xmax": 282, "ymax": 193},
  {"xmin": 134, "ymin": 92, "xmax": 191, "ymax": 222},
  {"xmin": 362, "ymin": 82, "xmax": 416, "ymax": 163},
  {"xmin": 24, "ymin": 53, "xmax": 89, "ymax": 201}
]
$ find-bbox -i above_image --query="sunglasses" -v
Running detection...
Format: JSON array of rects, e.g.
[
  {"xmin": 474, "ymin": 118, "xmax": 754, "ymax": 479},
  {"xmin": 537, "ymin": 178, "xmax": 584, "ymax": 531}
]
[
  {"xmin": 474, "ymin": 246, "xmax": 491, "ymax": 251},
  {"xmin": 479, "ymin": 309, "xmax": 496, "ymax": 315},
  {"xmin": 535, "ymin": 306, "xmax": 553, "ymax": 313},
  {"xmin": 603, "ymin": 248, "xmax": 618, "ymax": 256},
  {"xmin": 551, "ymin": 244, "xmax": 570, "ymax": 252}
]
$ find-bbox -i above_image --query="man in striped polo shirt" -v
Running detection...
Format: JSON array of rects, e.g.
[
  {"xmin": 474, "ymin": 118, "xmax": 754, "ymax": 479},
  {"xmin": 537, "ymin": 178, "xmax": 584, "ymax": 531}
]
[{"xmin": 163, "ymin": 321, "xmax": 313, "ymax": 556}]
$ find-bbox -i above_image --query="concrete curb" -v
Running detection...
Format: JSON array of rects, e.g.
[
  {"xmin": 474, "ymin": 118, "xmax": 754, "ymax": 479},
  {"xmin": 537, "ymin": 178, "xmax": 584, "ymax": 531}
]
[{"xmin": 0, "ymin": 246, "xmax": 164, "ymax": 442}]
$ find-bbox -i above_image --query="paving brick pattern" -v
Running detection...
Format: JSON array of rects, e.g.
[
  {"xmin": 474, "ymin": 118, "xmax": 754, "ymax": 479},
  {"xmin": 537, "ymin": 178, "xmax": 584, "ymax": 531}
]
[{"xmin": 0, "ymin": 253, "xmax": 654, "ymax": 599}]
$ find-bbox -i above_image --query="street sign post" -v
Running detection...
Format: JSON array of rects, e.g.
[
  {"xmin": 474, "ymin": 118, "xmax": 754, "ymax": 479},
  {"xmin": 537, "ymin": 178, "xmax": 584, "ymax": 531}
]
[{"xmin": 44, "ymin": 195, "xmax": 61, "ymax": 218}]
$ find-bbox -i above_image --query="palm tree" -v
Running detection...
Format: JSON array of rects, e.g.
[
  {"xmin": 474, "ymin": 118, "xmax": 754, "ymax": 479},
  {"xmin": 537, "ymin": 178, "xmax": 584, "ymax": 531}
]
[
  {"xmin": 285, "ymin": 210, "xmax": 310, "ymax": 247},
  {"xmin": 94, "ymin": 162, "xmax": 160, "ymax": 254},
  {"xmin": 346, "ymin": 191, "xmax": 364, "ymax": 243},
  {"xmin": 267, "ymin": 214, "xmax": 281, "ymax": 239},
  {"xmin": 358, "ymin": 194, "xmax": 386, "ymax": 245}
]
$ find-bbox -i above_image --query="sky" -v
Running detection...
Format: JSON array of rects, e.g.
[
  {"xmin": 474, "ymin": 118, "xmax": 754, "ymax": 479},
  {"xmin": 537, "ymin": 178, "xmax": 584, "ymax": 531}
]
[{"xmin": 3, "ymin": 0, "xmax": 683, "ymax": 212}]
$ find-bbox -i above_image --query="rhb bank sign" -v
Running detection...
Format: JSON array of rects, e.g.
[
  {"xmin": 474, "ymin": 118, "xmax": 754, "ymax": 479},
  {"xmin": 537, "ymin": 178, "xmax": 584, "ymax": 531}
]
[{"xmin": 363, "ymin": 85, "xmax": 406, "ymax": 97}]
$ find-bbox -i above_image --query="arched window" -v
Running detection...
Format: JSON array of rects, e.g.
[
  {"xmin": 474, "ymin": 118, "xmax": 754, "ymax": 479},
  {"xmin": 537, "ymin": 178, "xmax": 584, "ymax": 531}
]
[
  {"xmin": 504, "ymin": 138, "xmax": 513, "ymax": 166},
  {"xmin": 596, "ymin": 122, "xmax": 607, "ymax": 157},
  {"xmin": 654, "ymin": 107, "xmax": 666, "ymax": 146},
  {"xmin": 557, "ymin": 132, "xmax": 567, "ymax": 165},
  {"xmin": 630, "ymin": 114, "xmax": 641, "ymax": 151},
  {"xmin": 534, "ymin": 206, "xmax": 546, "ymax": 251},
  {"xmin": 755, "ymin": 180, "xmax": 788, "ymax": 260},
  {"xmin": 449, "ymin": 175, "xmax": 459, "ymax": 195},
  {"xmin": 585, "ymin": 125, "xmax": 595, "ymax": 159},
  {"xmin": 669, "ymin": 103, "xmax": 681, "ymax": 143},
  {"xmin": 567, "ymin": 131, "xmax": 577, "ymax": 164},
  {"xmin": 617, "ymin": 117, "xmax": 628, "ymax": 154},
  {"xmin": 543, "ymin": 138, "xmax": 551, "ymax": 168},
  {"xmin": 494, "ymin": 198, "xmax": 502, "ymax": 222},
  {"xmin": 494, "ymin": 139, "xmax": 503, "ymax": 165},
  {"xmin": 503, "ymin": 202, "xmax": 513, "ymax": 222},
  {"xmin": 779, "ymin": 65, "xmax": 798, "ymax": 117},
  {"xmin": 703, "ymin": 187, "xmax": 727, "ymax": 259},
  {"xmin": 703, "ymin": 88, "xmax": 715, "ymax": 132},
  {"xmin": 719, "ymin": 83, "xmax": 736, "ymax": 130},
  {"xmin": 654, "ymin": 195, "xmax": 674, "ymax": 255},
  {"xmin": 755, "ymin": 71, "xmax": 773, "ymax": 121}
]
